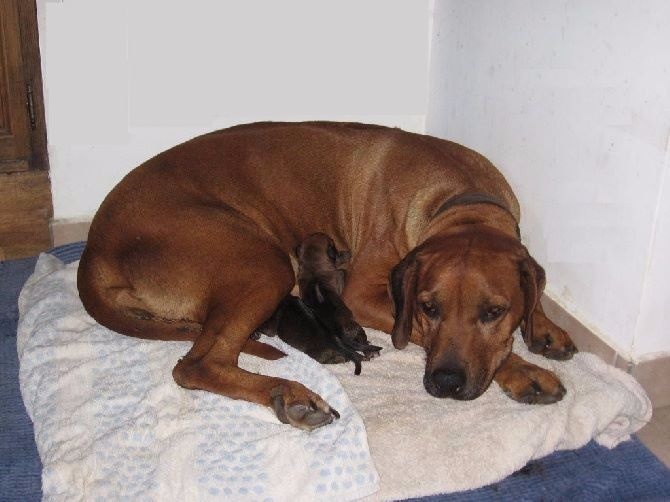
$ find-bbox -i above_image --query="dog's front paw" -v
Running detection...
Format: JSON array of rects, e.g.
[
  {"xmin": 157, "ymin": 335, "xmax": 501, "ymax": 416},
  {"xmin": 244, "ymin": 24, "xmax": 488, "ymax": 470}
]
[
  {"xmin": 527, "ymin": 314, "xmax": 577, "ymax": 360},
  {"xmin": 495, "ymin": 356, "xmax": 566, "ymax": 405},
  {"xmin": 270, "ymin": 384, "xmax": 339, "ymax": 431}
]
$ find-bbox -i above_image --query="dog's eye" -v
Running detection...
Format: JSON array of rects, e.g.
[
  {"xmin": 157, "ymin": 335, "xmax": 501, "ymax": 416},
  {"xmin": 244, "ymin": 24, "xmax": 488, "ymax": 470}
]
[
  {"xmin": 420, "ymin": 301, "xmax": 440, "ymax": 319},
  {"xmin": 480, "ymin": 306, "xmax": 507, "ymax": 323}
]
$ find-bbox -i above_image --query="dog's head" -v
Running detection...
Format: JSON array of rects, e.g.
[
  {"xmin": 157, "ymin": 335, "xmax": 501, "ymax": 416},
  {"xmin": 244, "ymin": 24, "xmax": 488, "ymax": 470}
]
[{"xmin": 389, "ymin": 231, "xmax": 545, "ymax": 400}]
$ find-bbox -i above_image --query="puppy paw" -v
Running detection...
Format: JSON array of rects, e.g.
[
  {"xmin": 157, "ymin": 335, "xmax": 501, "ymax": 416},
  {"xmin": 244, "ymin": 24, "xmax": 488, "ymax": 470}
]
[
  {"xmin": 314, "ymin": 349, "xmax": 348, "ymax": 364},
  {"xmin": 270, "ymin": 384, "xmax": 339, "ymax": 431}
]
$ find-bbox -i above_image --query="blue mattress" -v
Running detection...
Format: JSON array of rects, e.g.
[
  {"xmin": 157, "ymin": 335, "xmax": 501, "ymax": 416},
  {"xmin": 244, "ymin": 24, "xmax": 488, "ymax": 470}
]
[{"xmin": 1, "ymin": 242, "xmax": 669, "ymax": 501}]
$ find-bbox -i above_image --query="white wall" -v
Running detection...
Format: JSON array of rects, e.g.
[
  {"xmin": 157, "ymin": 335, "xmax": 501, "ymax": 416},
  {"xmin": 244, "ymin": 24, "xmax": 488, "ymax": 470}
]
[
  {"xmin": 426, "ymin": 1, "xmax": 670, "ymax": 359},
  {"xmin": 39, "ymin": 0, "xmax": 431, "ymax": 219}
]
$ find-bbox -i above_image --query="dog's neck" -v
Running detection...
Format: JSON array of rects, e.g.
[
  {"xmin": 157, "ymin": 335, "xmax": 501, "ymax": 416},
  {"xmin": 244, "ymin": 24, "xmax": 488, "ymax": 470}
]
[
  {"xmin": 432, "ymin": 193, "xmax": 512, "ymax": 220},
  {"xmin": 419, "ymin": 194, "xmax": 520, "ymax": 245}
]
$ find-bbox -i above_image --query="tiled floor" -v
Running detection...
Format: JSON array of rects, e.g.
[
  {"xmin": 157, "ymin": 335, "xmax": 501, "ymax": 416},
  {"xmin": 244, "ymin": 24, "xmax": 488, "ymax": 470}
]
[{"xmin": 637, "ymin": 405, "xmax": 670, "ymax": 467}]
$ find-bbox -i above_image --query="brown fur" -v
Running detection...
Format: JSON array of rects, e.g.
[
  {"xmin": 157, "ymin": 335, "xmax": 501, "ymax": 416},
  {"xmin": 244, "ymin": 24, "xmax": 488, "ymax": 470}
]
[{"xmin": 78, "ymin": 122, "xmax": 576, "ymax": 430}]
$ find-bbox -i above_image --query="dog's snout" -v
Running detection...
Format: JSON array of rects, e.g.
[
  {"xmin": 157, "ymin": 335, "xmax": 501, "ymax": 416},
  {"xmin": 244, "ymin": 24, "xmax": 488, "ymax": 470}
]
[
  {"xmin": 425, "ymin": 368, "xmax": 466, "ymax": 398},
  {"xmin": 432, "ymin": 369, "xmax": 465, "ymax": 394}
]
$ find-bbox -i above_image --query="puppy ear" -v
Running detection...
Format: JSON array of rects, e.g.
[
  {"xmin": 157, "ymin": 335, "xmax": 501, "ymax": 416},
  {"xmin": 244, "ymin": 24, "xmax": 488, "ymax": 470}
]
[
  {"xmin": 388, "ymin": 252, "xmax": 418, "ymax": 349},
  {"xmin": 519, "ymin": 251, "xmax": 546, "ymax": 344},
  {"xmin": 335, "ymin": 249, "xmax": 351, "ymax": 268}
]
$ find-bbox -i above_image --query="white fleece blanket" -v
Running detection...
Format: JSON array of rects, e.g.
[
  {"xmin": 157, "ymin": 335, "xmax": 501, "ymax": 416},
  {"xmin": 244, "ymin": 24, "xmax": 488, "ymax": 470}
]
[{"xmin": 18, "ymin": 254, "xmax": 651, "ymax": 501}]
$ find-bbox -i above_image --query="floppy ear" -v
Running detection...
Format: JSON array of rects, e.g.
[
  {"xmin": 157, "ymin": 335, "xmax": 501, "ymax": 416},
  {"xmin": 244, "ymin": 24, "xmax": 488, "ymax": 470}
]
[
  {"xmin": 388, "ymin": 252, "xmax": 418, "ymax": 350},
  {"xmin": 519, "ymin": 251, "xmax": 546, "ymax": 344}
]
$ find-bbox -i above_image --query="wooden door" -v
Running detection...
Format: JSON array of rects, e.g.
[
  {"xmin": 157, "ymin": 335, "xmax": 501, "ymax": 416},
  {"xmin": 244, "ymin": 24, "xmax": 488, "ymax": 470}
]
[{"xmin": 0, "ymin": 0, "xmax": 52, "ymax": 260}]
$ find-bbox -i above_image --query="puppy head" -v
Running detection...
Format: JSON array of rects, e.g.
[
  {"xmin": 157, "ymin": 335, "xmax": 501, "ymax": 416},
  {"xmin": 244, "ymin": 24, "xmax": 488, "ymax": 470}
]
[
  {"xmin": 389, "ymin": 231, "xmax": 544, "ymax": 400},
  {"xmin": 296, "ymin": 233, "xmax": 351, "ymax": 294},
  {"xmin": 296, "ymin": 233, "xmax": 351, "ymax": 270}
]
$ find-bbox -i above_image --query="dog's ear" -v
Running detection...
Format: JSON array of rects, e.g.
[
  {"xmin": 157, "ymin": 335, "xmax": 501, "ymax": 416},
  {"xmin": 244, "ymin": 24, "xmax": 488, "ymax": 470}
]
[
  {"xmin": 518, "ymin": 251, "xmax": 546, "ymax": 344},
  {"xmin": 335, "ymin": 249, "xmax": 351, "ymax": 268},
  {"xmin": 388, "ymin": 252, "xmax": 419, "ymax": 350}
]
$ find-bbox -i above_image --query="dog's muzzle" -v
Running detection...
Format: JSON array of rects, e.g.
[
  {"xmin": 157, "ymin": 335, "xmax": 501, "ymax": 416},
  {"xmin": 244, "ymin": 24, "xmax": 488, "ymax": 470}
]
[{"xmin": 423, "ymin": 368, "xmax": 468, "ymax": 399}]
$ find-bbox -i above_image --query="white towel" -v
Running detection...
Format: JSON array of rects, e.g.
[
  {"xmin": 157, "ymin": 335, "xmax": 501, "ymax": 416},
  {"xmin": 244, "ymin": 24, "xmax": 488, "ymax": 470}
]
[
  {"xmin": 18, "ymin": 254, "xmax": 651, "ymax": 501},
  {"xmin": 329, "ymin": 332, "xmax": 651, "ymax": 500}
]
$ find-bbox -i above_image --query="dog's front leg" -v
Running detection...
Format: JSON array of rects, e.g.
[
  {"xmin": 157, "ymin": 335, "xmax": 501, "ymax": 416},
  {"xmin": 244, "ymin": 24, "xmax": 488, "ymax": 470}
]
[{"xmin": 523, "ymin": 302, "xmax": 578, "ymax": 360}]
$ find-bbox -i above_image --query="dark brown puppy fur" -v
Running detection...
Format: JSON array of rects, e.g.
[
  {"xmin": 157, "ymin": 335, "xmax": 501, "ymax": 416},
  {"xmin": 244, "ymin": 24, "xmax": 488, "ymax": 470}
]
[
  {"xmin": 296, "ymin": 234, "xmax": 381, "ymax": 365},
  {"xmin": 78, "ymin": 122, "xmax": 576, "ymax": 430},
  {"xmin": 258, "ymin": 233, "xmax": 381, "ymax": 373},
  {"xmin": 258, "ymin": 295, "xmax": 350, "ymax": 366}
]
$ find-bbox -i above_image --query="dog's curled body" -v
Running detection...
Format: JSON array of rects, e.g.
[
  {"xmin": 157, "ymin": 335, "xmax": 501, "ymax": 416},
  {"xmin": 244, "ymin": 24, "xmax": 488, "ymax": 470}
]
[{"xmin": 78, "ymin": 122, "xmax": 575, "ymax": 430}]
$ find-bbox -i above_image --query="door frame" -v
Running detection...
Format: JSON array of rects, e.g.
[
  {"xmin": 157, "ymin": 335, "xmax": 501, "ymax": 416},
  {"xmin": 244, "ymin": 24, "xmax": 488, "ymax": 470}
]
[{"xmin": 15, "ymin": 0, "xmax": 48, "ymax": 172}]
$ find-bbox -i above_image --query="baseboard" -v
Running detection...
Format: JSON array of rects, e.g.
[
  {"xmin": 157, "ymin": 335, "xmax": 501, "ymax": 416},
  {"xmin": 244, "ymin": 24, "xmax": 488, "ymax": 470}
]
[
  {"xmin": 50, "ymin": 219, "xmax": 90, "ymax": 247},
  {"xmin": 47, "ymin": 218, "xmax": 669, "ymax": 408},
  {"xmin": 629, "ymin": 356, "xmax": 670, "ymax": 409},
  {"xmin": 541, "ymin": 295, "xmax": 670, "ymax": 408},
  {"xmin": 0, "ymin": 170, "xmax": 52, "ymax": 260}
]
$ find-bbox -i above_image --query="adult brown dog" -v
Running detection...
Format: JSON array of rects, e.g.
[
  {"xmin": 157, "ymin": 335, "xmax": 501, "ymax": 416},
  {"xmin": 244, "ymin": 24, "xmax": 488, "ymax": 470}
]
[{"xmin": 78, "ymin": 122, "xmax": 576, "ymax": 430}]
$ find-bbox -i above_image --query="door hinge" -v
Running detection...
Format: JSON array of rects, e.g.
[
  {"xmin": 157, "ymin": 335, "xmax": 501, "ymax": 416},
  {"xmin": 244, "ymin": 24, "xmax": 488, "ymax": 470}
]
[{"xmin": 26, "ymin": 83, "xmax": 36, "ymax": 130}]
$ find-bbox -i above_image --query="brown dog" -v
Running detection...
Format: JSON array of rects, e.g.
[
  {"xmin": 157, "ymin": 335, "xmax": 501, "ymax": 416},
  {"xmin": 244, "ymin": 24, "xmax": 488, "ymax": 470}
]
[
  {"xmin": 258, "ymin": 232, "xmax": 381, "ymax": 374},
  {"xmin": 78, "ymin": 122, "xmax": 577, "ymax": 430}
]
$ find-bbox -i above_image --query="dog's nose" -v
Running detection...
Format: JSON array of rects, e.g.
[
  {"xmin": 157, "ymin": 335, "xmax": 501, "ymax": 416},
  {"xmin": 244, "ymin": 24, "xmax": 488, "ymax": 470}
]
[{"xmin": 431, "ymin": 369, "xmax": 465, "ymax": 397}]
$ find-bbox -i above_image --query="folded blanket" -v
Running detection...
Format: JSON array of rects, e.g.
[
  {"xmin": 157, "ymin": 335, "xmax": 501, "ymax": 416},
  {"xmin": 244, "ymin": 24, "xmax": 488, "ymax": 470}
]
[{"xmin": 18, "ymin": 254, "xmax": 651, "ymax": 501}]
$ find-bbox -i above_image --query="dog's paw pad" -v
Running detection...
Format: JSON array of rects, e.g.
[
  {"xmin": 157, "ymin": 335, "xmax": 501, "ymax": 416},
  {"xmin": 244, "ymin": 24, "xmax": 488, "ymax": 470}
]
[{"xmin": 286, "ymin": 403, "xmax": 334, "ymax": 428}]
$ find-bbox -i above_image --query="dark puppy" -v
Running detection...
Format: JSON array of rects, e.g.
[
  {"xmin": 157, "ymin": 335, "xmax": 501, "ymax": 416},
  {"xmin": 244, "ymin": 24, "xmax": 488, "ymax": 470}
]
[
  {"xmin": 258, "ymin": 233, "xmax": 381, "ymax": 374},
  {"xmin": 296, "ymin": 233, "xmax": 381, "ymax": 362}
]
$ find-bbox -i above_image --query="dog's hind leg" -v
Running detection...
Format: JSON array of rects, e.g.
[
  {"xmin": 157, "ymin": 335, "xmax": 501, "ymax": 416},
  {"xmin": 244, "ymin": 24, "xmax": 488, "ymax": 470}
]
[
  {"xmin": 173, "ymin": 304, "xmax": 339, "ymax": 430},
  {"xmin": 171, "ymin": 249, "xmax": 339, "ymax": 431},
  {"xmin": 77, "ymin": 251, "xmax": 203, "ymax": 341}
]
